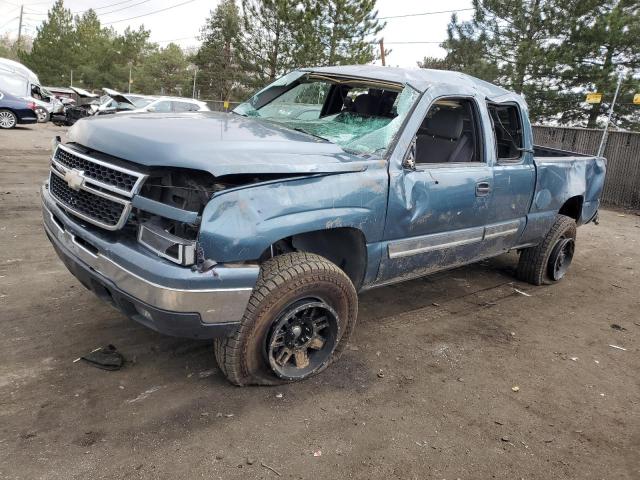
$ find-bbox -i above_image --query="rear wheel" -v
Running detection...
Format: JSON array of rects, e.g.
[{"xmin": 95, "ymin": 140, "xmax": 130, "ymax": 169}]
[
  {"xmin": 0, "ymin": 109, "xmax": 17, "ymax": 129},
  {"xmin": 516, "ymin": 214, "xmax": 577, "ymax": 285},
  {"xmin": 214, "ymin": 252, "xmax": 358, "ymax": 386}
]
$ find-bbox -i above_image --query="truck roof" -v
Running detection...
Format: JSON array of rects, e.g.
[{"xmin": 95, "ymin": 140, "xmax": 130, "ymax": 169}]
[{"xmin": 300, "ymin": 65, "xmax": 520, "ymax": 102}]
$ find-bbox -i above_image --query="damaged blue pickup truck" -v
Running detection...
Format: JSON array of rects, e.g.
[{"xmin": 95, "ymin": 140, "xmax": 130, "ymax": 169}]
[{"xmin": 42, "ymin": 66, "xmax": 606, "ymax": 385}]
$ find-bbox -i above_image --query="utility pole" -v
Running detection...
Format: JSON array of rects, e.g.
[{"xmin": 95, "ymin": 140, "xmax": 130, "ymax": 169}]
[
  {"xmin": 379, "ymin": 39, "xmax": 386, "ymax": 66},
  {"xmin": 597, "ymin": 72, "xmax": 623, "ymax": 157},
  {"xmin": 192, "ymin": 66, "xmax": 198, "ymax": 99},
  {"xmin": 17, "ymin": 4, "xmax": 24, "ymax": 46},
  {"xmin": 128, "ymin": 64, "xmax": 132, "ymax": 93},
  {"xmin": 70, "ymin": 70, "xmax": 73, "ymax": 87}
]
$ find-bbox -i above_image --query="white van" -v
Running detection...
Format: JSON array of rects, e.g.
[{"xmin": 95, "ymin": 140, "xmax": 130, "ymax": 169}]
[{"xmin": 0, "ymin": 57, "xmax": 62, "ymax": 121}]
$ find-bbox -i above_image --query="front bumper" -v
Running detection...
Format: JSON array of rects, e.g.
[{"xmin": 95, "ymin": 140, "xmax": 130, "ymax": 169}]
[{"xmin": 41, "ymin": 184, "xmax": 259, "ymax": 339}]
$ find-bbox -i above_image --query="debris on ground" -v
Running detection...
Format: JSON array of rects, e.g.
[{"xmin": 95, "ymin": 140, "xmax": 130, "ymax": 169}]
[
  {"xmin": 512, "ymin": 386, "xmax": 520, "ymax": 392},
  {"xmin": 513, "ymin": 288, "xmax": 532, "ymax": 297},
  {"xmin": 610, "ymin": 324, "xmax": 626, "ymax": 331},
  {"xmin": 377, "ymin": 370, "xmax": 385, "ymax": 378},
  {"xmin": 275, "ymin": 393, "xmax": 283, "ymax": 399},
  {"xmin": 608, "ymin": 344, "xmax": 627, "ymax": 351},
  {"xmin": 198, "ymin": 369, "xmax": 216, "ymax": 378},
  {"xmin": 260, "ymin": 462, "xmax": 282, "ymax": 476},
  {"xmin": 569, "ymin": 357, "xmax": 578, "ymax": 362},
  {"xmin": 501, "ymin": 436, "xmax": 510, "ymax": 442},
  {"xmin": 126, "ymin": 386, "xmax": 162, "ymax": 404},
  {"xmin": 246, "ymin": 457, "xmax": 256, "ymax": 465},
  {"xmin": 77, "ymin": 345, "xmax": 124, "ymax": 371},
  {"xmin": 313, "ymin": 450, "xmax": 322, "ymax": 457}
]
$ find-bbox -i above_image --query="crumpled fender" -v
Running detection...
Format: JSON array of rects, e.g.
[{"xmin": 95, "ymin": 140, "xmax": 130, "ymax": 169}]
[{"xmin": 197, "ymin": 162, "xmax": 389, "ymax": 262}]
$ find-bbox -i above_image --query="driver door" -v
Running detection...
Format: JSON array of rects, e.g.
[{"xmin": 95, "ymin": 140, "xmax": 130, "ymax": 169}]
[{"xmin": 376, "ymin": 96, "xmax": 493, "ymax": 284}]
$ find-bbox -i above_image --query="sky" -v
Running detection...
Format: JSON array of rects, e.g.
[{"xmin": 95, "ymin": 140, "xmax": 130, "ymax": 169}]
[{"xmin": 0, "ymin": 0, "xmax": 474, "ymax": 68}]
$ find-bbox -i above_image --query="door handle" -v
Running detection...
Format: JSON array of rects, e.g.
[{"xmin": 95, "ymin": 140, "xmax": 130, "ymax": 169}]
[{"xmin": 476, "ymin": 182, "xmax": 492, "ymax": 196}]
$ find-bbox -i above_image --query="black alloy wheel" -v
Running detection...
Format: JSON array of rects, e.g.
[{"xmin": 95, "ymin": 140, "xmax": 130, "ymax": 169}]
[{"xmin": 266, "ymin": 299, "xmax": 339, "ymax": 381}]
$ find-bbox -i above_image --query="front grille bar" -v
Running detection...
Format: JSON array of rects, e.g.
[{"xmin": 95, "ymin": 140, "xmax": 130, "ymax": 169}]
[
  {"xmin": 53, "ymin": 144, "xmax": 147, "ymax": 198},
  {"xmin": 49, "ymin": 169, "xmax": 132, "ymax": 230},
  {"xmin": 48, "ymin": 144, "xmax": 146, "ymax": 231}
]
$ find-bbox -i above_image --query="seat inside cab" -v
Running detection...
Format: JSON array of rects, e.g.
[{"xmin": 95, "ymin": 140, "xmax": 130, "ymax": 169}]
[{"xmin": 416, "ymin": 99, "xmax": 482, "ymax": 164}]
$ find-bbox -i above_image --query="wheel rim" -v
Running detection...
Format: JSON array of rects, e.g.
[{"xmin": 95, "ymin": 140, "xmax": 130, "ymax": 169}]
[
  {"xmin": 0, "ymin": 111, "xmax": 16, "ymax": 128},
  {"xmin": 266, "ymin": 299, "xmax": 339, "ymax": 380},
  {"xmin": 35, "ymin": 108, "xmax": 47, "ymax": 122},
  {"xmin": 548, "ymin": 237, "xmax": 575, "ymax": 281}
]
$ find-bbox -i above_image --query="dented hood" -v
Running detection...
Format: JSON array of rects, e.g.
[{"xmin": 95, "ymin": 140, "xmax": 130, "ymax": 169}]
[{"xmin": 68, "ymin": 112, "xmax": 372, "ymax": 177}]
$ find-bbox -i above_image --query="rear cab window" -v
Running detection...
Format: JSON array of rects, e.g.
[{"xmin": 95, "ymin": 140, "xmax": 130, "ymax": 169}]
[{"xmin": 487, "ymin": 103, "xmax": 523, "ymax": 161}]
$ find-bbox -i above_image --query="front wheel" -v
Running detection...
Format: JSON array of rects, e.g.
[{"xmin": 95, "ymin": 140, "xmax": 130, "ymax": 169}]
[
  {"xmin": 516, "ymin": 214, "xmax": 577, "ymax": 285},
  {"xmin": 214, "ymin": 252, "xmax": 358, "ymax": 386},
  {"xmin": 35, "ymin": 107, "xmax": 49, "ymax": 123}
]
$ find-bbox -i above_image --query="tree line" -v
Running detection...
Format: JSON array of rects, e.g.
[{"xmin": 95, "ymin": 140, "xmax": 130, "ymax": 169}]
[
  {"xmin": 8, "ymin": 0, "xmax": 639, "ymax": 130},
  {"xmin": 14, "ymin": 0, "xmax": 383, "ymax": 101},
  {"xmin": 421, "ymin": 0, "xmax": 639, "ymax": 130}
]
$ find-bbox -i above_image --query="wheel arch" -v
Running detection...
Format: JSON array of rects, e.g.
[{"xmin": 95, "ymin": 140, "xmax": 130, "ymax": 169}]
[
  {"xmin": 558, "ymin": 195, "xmax": 584, "ymax": 222},
  {"xmin": 261, "ymin": 227, "xmax": 368, "ymax": 290}
]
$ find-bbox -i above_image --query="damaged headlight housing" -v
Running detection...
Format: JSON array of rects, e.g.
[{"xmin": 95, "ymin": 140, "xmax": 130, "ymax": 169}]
[{"xmin": 138, "ymin": 221, "xmax": 197, "ymax": 266}]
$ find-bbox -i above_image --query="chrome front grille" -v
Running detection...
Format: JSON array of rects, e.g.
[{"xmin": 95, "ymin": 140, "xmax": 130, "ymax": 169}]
[
  {"xmin": 52, "ymin": 144, "xmax": 145, "ymax": 197},
  {"xmin": 48, "ymin": 145, "xmax": 146, "ymax": 230}
]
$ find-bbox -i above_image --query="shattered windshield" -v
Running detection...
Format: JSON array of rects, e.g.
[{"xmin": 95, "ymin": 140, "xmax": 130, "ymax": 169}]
[{"xmin": 234, "ymin": 75, "xmax": 419, "ymax": 156}]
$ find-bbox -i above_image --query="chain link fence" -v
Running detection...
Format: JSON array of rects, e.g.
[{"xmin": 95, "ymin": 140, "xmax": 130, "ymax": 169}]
[{"xmin": 533, "ymin": 125, "xmax": 640, "ymax": 210}]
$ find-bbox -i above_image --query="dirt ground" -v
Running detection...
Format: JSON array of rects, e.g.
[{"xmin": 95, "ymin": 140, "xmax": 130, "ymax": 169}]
[{"xmin": 1, "ymin": 123, "xmax": 639, "ymax": 480}]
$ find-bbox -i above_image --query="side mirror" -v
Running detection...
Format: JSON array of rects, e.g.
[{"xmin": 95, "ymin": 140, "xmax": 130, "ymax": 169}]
[
  {"xmin": 402, "ymin": 137, "xmax": 417, "ymax": 170},
  {"xmin": 146, "ymin": 106, "xmax": 156, "ymax": 112}
]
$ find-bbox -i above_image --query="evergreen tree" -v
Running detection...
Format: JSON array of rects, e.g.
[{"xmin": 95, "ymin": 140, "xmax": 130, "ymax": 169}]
[
  {"xmin": 72, "ymin": 10, "xmax": 117, "ymax": 89},
  {"xmin": 238, "ymin": 0, "xmax": 303, "ymax": 87},
  {"xmin": 420, "ymin": 12, "xmax": 498, "ymax": 83},
  {"xmin": 311, "ymin": 0, "xmax": 384, "ymax": 65},
  {"xmin": 430, "ymin": 0, "xmax": 639, "ymax": 129},
  {"xmin": 195, "ymin": 0, "xmax": 244, "ymax": 100},
  {"xmin": 551, "ymin": 0, "xmax": 640, "ymax": 130},
  {"xmin": 20, "ymin": 0, "xmax": 75, "ymax": 85},
  {"xmin": 136, "ymin": 43, "xmax": 191, "ymax": 95}
]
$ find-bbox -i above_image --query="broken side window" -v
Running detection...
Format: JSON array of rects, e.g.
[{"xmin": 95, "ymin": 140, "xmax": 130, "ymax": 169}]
[{"xmin": 487, "ymin": 103, "xmax": 523, "ymax": 161}]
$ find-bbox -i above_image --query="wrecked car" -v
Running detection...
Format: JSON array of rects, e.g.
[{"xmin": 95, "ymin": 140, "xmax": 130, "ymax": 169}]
[
  {"xmin": 51, "ymin": 87, "xmax": 147, "ymax": 126},
  {"xmin": 41, "ymin": 66, "xmax": 606, "ymax": 386}
]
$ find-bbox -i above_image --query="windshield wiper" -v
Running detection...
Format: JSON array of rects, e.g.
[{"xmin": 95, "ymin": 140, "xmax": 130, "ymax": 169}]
[{"xmin": 292, "ymin": 127, "xmax": 330, "ymax": 142}]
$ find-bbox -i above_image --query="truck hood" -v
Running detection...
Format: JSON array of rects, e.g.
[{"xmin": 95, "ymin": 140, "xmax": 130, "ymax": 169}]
[{"xmin": 68, "ymin": 112, "xmax": 373, "ymax": 177}]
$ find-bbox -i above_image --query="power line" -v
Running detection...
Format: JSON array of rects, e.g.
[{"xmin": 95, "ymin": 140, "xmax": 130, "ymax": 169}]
[
  {"xmin": 97, "ymin": 0, "xmax": 153, "ymax": 16},
  {"xmin": 103, "ymin": 0, "xmax": 196, "ymax": 25},
  {"xmin": 23, "ymin": 0, "xmax": 149, "ymax": 16},
  {"xmin": 0, "ymin": 15, "xmax": 19, "ymax": 29},
  {"xmin": 378, "ymin": 8, "xmax": 474, "ymax": 20}
]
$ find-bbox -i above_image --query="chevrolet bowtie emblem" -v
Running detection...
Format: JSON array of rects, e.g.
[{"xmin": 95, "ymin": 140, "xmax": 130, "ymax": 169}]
[{"xmin": 64, "ymin": 169, "xmax": 84, "ymax": 191}]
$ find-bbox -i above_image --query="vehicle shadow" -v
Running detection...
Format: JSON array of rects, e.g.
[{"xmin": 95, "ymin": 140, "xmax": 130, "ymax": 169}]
[{"xmin": 108, "ymin": 252, "xmax": 520, "ymax": 388}]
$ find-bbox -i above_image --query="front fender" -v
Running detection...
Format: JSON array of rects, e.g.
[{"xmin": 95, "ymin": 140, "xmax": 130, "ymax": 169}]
[{"xmin": 198, "ymin": 165, "xmax": 389, "ymax": 262}]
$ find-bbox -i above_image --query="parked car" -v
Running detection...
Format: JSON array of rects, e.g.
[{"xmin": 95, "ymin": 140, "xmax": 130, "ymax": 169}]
[
  {"xmin": 41, "ymin": 66, "xmax": 606, "ymax": 385},
  {"xmin": 0, "ymin": 58, "xmax": 61, "ymax": 122},
  {"xmin": 0, "ymin": 89, "xmax": 38, "ymax": 128},
  {"xmin": 120, "ymin": 96, "xmax": 209, "ymax": 113}
]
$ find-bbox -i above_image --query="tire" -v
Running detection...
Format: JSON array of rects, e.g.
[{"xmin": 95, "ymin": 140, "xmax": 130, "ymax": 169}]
[
  {"xmin": 516, "ymin": 214, "xmax": 577, "ymax": 285},
  {"xmin": 35, "ymin": 107, "xmax": 49, "ymax": 123},
  {"xmin": 0, "ymin": 109, "xmax": 17, "ymax": 129},
  {"xmin": 214, "ymin": 252, "xmax": 358, "ymax": 386}
]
